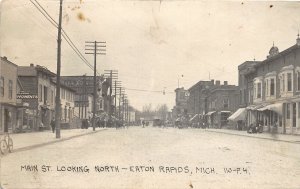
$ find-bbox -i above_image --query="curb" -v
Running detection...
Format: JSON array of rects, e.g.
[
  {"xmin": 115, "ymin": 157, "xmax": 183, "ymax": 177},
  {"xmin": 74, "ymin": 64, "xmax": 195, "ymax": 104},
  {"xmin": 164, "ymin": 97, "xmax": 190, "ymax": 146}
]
[
  {"xmin": 10, "ymin": 129, "xmax": 107, "ymax": 154},
  {"xmin": 205, "ymin": 129, "xmax": 300, "ymax": 144}
]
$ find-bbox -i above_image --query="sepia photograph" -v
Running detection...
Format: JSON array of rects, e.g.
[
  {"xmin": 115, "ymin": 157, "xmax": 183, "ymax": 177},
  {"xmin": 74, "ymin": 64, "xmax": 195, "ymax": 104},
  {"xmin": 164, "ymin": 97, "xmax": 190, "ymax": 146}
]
[{"xmin": 0, "ymin": 0, "xmax": 300, "ymax": 188}]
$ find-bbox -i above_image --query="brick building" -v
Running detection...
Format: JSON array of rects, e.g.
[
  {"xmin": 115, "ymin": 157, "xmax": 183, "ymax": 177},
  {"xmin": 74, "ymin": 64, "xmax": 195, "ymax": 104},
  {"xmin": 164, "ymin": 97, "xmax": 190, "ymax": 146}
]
[
  {"xmin": 172, "ymin": 87, "xmax": 189, "ymax": 122},
  {"xmin": 187, "ymin": 80, "xmax": 213, "ymax": 117},
  {"xmin": 239, "ymin": 35, "xmax": 300, "ymax": 134},
  {"xmin": 206, "ymin": 81, "xmax": 239, "ymax": 128}
]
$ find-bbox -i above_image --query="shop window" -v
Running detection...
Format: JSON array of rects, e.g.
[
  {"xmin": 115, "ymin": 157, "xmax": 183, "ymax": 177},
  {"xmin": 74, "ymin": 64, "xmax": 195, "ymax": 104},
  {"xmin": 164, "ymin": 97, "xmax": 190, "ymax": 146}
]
[
  {"xmin": 8, "ymin": 80, "xmax": 12, "ymax": 99},
  {"xmin": 0, "ymin": 77, "xmax": 4, "ymax": 97}
]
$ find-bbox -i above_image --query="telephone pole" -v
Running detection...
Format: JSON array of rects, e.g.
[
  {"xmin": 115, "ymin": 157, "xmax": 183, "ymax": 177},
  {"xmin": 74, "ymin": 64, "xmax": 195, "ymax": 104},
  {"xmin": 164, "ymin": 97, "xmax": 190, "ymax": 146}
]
[
  {"xmin": 85, "ymin": 41, "xmax": 106, "ymax": 131},
  {"xmin": 117, "ymin": 87, "xmax": 125, "ymax": 119},
  {"xmin": 55, "ymin": 0, "xmax": 63, "ymax": 139},
  {"xmin": 104, "ymin": 70, "xmax": 118, "ymax": 125},
  {"xmin": 114, "ymin": 80, "xmax": 122, "ymax": 116}
]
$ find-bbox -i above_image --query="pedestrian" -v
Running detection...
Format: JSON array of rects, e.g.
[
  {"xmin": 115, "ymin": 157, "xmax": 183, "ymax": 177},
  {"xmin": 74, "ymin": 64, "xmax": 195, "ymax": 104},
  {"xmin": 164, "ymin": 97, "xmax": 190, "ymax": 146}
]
[{"xmin": 51, "ymin": 118, "xmax": 55, "ymax": 133}]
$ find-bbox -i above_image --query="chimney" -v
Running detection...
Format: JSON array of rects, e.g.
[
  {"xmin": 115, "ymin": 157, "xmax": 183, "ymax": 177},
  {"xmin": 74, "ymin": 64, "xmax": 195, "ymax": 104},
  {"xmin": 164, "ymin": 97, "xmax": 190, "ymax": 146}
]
[
  {"xmin": 30, "ymin": 63, "xmax": 34, "ymax": 67},
  {"xmin": 224, "ymin": 81, "xmax": 228, "ymax": 86},
  {"xmin": 3, "ymin": 56, "xmax": 7, "ymax": 61},
  {"xmin": 216, "ymin": 80, "xmax": 220, "ymax": 86},
  {"xmin": 211, "ymin": 79, "xmax": 214, "ymax": 85}
]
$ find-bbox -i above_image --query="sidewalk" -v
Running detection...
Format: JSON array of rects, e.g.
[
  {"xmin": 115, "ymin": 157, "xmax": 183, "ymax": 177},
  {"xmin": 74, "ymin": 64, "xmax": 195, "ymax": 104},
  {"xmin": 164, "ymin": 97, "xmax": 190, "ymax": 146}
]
[
  {"xmin": 9, "ymin": 128, "xmax": 106, "ymax": 153},
  {"xmin": 205, "ymin": 128, "xmax": 300, "ymax": 143}
]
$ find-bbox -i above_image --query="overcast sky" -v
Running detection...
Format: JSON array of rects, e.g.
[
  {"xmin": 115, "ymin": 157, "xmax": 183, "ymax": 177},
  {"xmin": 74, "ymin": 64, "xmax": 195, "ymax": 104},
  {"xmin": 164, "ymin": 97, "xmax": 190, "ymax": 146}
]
[{"xmin": 1, "ymin": 0, "xmax": 300, "ymax": 111}]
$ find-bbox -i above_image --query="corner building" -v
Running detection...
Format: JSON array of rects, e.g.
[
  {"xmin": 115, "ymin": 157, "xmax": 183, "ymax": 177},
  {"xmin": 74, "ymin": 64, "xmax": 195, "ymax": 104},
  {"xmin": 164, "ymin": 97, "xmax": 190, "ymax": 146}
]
[{"xmin": 241, "ymin": 35, "xmax": 300, "ymax": 134}]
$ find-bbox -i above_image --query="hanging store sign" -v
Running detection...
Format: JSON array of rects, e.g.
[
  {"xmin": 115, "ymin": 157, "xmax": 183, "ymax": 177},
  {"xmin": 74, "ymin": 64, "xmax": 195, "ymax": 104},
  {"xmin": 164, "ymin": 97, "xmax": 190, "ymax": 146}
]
[{"xmin": 17, "ymin": 92, "xmax": 38, "ymax": 99}]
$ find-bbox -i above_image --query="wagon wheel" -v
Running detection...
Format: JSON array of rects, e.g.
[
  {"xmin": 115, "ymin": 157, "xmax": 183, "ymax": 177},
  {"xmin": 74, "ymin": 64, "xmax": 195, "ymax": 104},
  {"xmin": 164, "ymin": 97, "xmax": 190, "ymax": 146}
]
[
  {"xmin": 0, "ymin": 140, "xmax": 8, "ymax": 155},
  {"xmin": 8, "ymin": 137, "xmax": 13, "ymax": 153}
]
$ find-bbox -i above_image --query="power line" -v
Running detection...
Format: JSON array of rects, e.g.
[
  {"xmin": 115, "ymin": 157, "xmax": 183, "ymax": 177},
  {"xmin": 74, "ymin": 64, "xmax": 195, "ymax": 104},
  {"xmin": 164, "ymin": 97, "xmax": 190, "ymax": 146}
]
[
  {"xmin": 32, "ymin": 0, "xmax": 94, "ymax": 70},
  {"xmin": 29, "ymin": 0, "xmax": 100, "ymax": 74},
  {"xmin": 124, "ymin": 87, "xmax": 174, "ymax": 94}
]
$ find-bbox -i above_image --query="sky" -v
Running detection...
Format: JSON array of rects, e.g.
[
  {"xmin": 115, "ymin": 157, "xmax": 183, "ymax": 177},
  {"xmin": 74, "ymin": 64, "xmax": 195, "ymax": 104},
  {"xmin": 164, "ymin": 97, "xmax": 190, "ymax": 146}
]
[{"xmin": 1, "ymin": 0, "xmax": 300, "ymax": 111}]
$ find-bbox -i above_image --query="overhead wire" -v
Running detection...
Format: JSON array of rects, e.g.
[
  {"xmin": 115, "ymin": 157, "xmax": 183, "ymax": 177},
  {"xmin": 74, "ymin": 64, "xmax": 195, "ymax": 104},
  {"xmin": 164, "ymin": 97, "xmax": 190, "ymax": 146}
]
[{"xmin": 29, "ymin": 0, "xmax": 100, "ymax": 74}]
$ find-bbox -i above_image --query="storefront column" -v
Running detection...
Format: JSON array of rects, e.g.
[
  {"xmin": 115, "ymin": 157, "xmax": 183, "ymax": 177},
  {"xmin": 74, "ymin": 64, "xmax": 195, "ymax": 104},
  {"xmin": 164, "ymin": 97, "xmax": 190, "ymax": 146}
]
[{"xmin": 283, "ymin": 103, "xmax": 286, "ymax": 134}]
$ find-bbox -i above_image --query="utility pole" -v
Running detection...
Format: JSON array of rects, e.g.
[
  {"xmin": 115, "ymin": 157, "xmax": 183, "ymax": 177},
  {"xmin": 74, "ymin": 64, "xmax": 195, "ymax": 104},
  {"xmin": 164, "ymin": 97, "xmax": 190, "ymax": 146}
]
[
  {"xmin": 114, "ymin": 81, "xmax": 121, "ymax": 116},
  {"xmin": 83, "ymin": 74, "xmax": 87, "ymax": 119},
  {"xmin": 85, "ymin": 41, "xmax": 106, "ymax": 131},
  {"xmin": 104, "ymin": 70, "xmax": 118, "ymax": 126},
  {"xmin": 55, "ymin": 0, "xmax": 63, "ymax": 139},
  {"xmin": 118, "ymin": 87, "xmax": 125, "ymax": 119},
  {"xmin": 122, "ymin": 94, "xmax": 126, "ymax": 126}
]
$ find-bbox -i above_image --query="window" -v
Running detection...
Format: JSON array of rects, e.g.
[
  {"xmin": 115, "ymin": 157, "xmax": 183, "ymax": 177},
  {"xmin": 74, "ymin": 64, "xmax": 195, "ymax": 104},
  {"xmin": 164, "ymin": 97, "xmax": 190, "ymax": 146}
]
[
  {"xmin": 287, "ymin": 73, "xmax": 292, "ymax": 92},
  {"xmin": 0, "ymin": 77, "xmax": 4, "ymax": 97},
  {"xmin": 298, "ymin": 102, "xmax": 300, "ymax": 118},
  {"xmin": 51, "ymin": 90, "xmax": 54, "ymax": 104},
  {"xmin": 257, "ymin": 83, "xmax": 261, "ymax": 98},
  {"xmin": 286, "ymin": 103, "xmax": 290, "ymax": 119},
  {"xmin": 39, "ymin": 84, "xmax": 43, "ymax": 102},
  {"xmin": 8, "ymin": 80, "xmax": 12, "ymax": 99},
  {"xmin": 265, "ymin": 80, "xmax": 269, "ymax": 96},
  {"xmin": 282, "ymin": 73, "xmax": 285, "ymax": 92},
  {"xmin": 223, "ymin": 98, "xmax": 229, "ymax": 109},
  {"xmin": 279, "ymin": 70, "xmax": 293, "ymax": 96},
  {"xmin": 270, "ymin": 78, "xmax": 275, "ymax": 96},
  {"xmin": 297, "ymin": 71, "xmax": 300, "ymax": 91}
]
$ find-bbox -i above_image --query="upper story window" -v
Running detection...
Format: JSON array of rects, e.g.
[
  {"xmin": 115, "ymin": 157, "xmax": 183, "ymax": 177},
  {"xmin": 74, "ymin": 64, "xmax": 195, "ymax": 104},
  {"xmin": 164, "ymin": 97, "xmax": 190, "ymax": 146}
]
[
  {"xmin": 0, "ymin": 77, "xmax": 4, "ymax": 97},
  {"xmin": 8, "ymin": 80, "xmax": 13, "ymax": 99},
  {"xmin": 296, "ymin": 67, "xmax": 300, "ymax": 91},
  {"xmin": 264, "ymin": 71, "xmax": 276, "ymax": 98},
  {"xmin": 278, "ymin": 65, "xmax": 294, "ymax": 96},
  {"xmin": 223, "ymin": 98, "xmax": 229, "ymax": 109},
  {"xmin": 39, "ymin": 84, "xmax": 43, "ymax": 102},
  {"xmin": 253, "ymin": 77, "xmax": 263, "ymax": 100}
]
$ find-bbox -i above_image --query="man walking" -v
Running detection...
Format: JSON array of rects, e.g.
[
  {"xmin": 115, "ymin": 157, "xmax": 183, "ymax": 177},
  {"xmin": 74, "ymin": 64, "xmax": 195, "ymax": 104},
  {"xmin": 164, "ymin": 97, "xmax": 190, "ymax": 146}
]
[{"xmin": 51, "ymin": 118, "xmax": 55, "ymax": 133}]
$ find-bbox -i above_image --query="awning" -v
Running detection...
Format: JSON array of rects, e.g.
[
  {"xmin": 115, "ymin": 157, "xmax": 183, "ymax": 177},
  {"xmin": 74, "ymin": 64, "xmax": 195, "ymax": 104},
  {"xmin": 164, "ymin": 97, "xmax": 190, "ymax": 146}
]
[
  {"xmin": 189, "ymin": 114, "xmax": 199, "ymax": 122},
  {"xmin": 246, "ymin": 104, "xmax": 267, "ymax": 111},
  {"xmin": 258, "ymin": 103, "xmax": 283, "ymax": 115},
  {"xmin": 206, "ymin": 111, "xmax": 216, "ymax": 116},
  {"xmin": 220, "ymin": 111, "xmax": 231, "ymax": 113},
  {"xmin": 228, "ymin": 108, "xmax": 246, "ymax": 121}
]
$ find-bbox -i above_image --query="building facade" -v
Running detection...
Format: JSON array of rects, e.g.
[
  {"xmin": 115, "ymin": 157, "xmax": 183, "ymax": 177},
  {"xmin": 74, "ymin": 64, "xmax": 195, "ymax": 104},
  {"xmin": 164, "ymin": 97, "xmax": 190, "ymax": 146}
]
[
  {"xmin": 206, "ymin": 81, "xmax": 239, "ymax": 128},
  {"xmin": 61, "ymin": 76, "xmax": 105, "ymax": 120},
  {"xmin": 187, "ymin": 80, "xmax": 214, "ymax": 116},
  {"xmin": 0, "ymin": 57, "xmax": 20, "ymax": 133},
  {"xmin": 17, "ymin": 64, "xmax": 76, "ymax": 130},
  {"xmin": 241, "ymin": 36, "xmax": 300, "ymax": 134},
  {"xmin": 172, "ymin": 87, "xmax": 189, "ymax": 122}
]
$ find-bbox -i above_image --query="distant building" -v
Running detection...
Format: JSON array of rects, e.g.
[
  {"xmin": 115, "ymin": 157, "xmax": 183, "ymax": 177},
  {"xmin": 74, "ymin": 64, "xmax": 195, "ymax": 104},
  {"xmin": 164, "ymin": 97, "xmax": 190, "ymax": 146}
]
[
  {"xmin": 61, "ymin": 75, "xmax": 105, "ymax": 119},
  {"xmin": 187, "ymin": 80, "xmax": 214, "ymax": 116},
  {"xmin": 206, "ymin": 80, "xmax": 239, "ymax": 128},
  {"xmin": 172, "ymin": 87, "xmax": 189, "ymax": 122}
]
